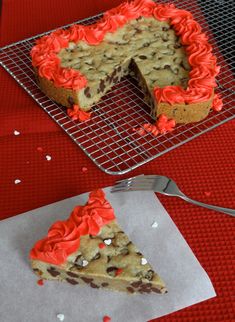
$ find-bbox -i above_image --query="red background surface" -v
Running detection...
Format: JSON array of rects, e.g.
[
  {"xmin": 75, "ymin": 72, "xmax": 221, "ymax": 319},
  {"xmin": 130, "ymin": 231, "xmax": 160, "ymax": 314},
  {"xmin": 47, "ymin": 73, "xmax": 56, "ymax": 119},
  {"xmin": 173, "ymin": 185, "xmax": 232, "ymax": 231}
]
[{"xmin": 0, "ymin": 1, "xmax": 234, "ymax": 321}]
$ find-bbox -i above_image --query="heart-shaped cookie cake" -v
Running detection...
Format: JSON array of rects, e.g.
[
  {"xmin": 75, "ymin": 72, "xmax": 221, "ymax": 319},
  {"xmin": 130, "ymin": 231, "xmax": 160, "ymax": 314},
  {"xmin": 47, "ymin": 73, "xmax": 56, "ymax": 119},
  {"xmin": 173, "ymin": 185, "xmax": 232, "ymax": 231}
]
[{"xmin": 31, "ymin": 0, "xmax": 221, "ymax": 124}]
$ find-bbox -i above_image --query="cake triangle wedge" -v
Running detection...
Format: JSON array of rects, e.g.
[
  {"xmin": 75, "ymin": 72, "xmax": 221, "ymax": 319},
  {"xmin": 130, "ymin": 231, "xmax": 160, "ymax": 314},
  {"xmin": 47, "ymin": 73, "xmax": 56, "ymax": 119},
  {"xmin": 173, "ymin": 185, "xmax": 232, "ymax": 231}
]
[{"xmin": 30, "ymin": 190, "xmax": 166, "ymax": 294}]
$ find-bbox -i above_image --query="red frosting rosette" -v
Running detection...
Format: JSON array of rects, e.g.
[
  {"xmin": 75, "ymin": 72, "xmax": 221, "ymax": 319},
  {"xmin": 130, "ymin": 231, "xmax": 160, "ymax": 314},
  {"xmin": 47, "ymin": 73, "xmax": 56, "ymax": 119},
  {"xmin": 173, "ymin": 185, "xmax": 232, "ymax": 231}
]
[
  {"xmin": 30, "ymin": 219, "xmax": 81, "ymax": 265},
  {"xmin": 70, "ymin": 190, "xmax": 115, "ymax": 236}
]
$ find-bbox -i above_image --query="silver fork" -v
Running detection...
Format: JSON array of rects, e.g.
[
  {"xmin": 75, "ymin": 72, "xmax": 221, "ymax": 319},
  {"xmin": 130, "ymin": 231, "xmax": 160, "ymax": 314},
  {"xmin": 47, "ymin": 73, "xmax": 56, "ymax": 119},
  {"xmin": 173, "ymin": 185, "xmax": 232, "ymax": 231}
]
[{"xmin": 111, "ymin": 175, "xmax": 235, "ymax": 217}]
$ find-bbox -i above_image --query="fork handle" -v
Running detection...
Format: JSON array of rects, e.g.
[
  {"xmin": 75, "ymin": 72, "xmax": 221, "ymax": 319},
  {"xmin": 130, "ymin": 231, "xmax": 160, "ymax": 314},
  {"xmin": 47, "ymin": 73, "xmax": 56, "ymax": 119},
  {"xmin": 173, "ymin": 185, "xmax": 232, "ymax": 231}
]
[{"xmin": 180, "ymin": 195, "xmax": 235, "ymax": 217}]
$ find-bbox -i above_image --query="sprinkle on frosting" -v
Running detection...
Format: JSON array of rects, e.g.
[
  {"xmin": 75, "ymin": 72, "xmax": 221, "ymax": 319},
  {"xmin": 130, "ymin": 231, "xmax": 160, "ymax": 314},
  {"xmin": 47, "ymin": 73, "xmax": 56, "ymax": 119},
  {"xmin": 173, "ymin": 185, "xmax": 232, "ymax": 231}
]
[
  {"xmin": 14, "ymin": 130, "xmax": 20, "ymax": 136},
  {"xmin": 14, "ymin": 179, "xmax": 21, "ymax": 184},
  {"xmin": 30, "ymin": 190, "xmax": 116, "ymax": 265},
  {"xmin": 31, "ymin": 0, "xmax": 221, "ymax": 106}
]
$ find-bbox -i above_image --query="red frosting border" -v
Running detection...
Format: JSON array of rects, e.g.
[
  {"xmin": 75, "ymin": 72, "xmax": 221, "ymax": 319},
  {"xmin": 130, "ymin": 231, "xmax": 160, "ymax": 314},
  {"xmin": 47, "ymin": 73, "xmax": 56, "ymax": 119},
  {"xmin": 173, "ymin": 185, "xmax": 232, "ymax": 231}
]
[
  {"xmin": 30, "ymin": 190, "xmax": 116, "ymax": 265},
  {"xmin": 31, "ymin": 0, "xmax": 220, "ymax": 105}
]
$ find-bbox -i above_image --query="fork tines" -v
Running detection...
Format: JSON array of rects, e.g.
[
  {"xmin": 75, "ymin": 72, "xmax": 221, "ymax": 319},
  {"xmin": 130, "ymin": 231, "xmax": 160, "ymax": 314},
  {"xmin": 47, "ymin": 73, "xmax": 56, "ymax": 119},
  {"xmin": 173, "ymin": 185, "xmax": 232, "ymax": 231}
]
[{"xmin": 111, "ymin": 175, "xmax": 156, "ymax": 192}]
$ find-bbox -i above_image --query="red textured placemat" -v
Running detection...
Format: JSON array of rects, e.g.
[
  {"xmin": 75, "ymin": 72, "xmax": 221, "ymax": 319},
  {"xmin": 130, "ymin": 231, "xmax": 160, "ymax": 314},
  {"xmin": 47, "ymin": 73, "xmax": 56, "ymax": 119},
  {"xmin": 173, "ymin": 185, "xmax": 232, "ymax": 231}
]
[{"xmin": 0, "ymin": 1, "xmax": 234, "ymax": 321}]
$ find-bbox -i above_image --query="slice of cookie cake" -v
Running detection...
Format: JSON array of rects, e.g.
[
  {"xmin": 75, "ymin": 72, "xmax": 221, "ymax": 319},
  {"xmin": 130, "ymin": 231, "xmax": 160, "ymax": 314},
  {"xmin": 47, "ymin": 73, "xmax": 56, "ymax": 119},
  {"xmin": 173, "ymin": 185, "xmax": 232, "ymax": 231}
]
[{"xmin": 30, "ymin": 190, "xmax": 166, "ymax": 294}]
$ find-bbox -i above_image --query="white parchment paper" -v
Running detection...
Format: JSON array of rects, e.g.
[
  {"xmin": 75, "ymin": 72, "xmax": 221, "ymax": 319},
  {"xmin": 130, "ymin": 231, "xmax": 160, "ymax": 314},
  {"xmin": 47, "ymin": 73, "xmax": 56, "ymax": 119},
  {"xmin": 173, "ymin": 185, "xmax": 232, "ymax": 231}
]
[{"xmin": 0, "ymin": 189, "xmax": 215, "ymax": 322}]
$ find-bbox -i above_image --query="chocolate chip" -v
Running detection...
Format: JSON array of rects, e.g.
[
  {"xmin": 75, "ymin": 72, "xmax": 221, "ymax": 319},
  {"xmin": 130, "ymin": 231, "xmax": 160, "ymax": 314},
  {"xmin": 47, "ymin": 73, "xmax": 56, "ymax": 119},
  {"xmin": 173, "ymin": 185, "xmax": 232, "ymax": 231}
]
[
  {"xmin": 112, "ymin": 76, "xmax": 119, "ymax": 83},
  {"xmin": 100, "ymin": 80, "xmax": 105, "ymax": 93},
  {"xmin": 90, "ymin": 282, "xmax": 99, "ymax": 289},
  {"xmin": 93, "ymin": 252, "xmax": 101, "ymax": 260},
  {"xmin": 127, "ymin": 287, "xmax": 135, "ymax": 293},
  {"xmin": 162, "ymin": 26, "xmax": 170, "ymax": 31},
  {"xmin": 106, "ymin": 266, "xmax": 118, "ymax": 277},
  {"xmin": 174, "ymin": 43, "xmax": 181, "ymax": 49},
  {"xmin": 33, "ymin": 268, "xmax": 42, "ymax": 276},
  {"xmin": 67, "ymin": 271, "xmax": 79, "ymax": 278},
  {"xmin": 140, "ymin": 283, "xmax": 152, "ymax": 290},
  {"xmin": 68, "ymin": 96, "xmax": 74, "ymax": 106},
  {"xmin": 74, "ymin": 255, "xmax": 82, "ymax": 265},
  {"xmin": 66, "ymin": 278, "xmax": 78, "ymax": 285},
  {"xmin": 117, "ymin": 66, "xmax": 121, "ymax": 72},
  {"xmin": 143, "ymin": 42, "xmax": 150, "ymax": 47},
  {"xmin": 84, "ymin": 87, "xmax": 91, "ymax": 98},
  {"xmin": 151, "ymin": 287, "xmax": 161, "ymax": 293},
  {"xmin": 139, "ymin": 288, "xmax": 151, "ymax": 293},
  {"xmin": 112, "ymin": 69, "xmax": 117, "ymax": 77},
  {"xmin": 47, "ymin": 267, "xmax": 60, "ymax": 277},
  {"xmin": 107, "ymin": 256, "xmax": 112, "ymax": 263},
  {"xmin": 164, "ymin": 65, "xmax": 171, "ymax": 70},
  {"xmin": 120, "ymin": 248, "xmax": 129, "ymax": 256},
  {"xmin": 135, "ymin": 28, "xmax": 142, "ymax": 34},
  {"xmin": 131, "ymin": 281, "xmax": 142, "ymax": 288},
  {"xmin": 81, "ymin": 277, "xmax": 93, "ymax": 284},
  {"xmin": 101, "ymin": 282, "xmax": 109, "ymax": 287},
  {"xmin": 145, "ymin": 270, "xmax": 154, "ymax": 281},
  {"xmin": 139, "ymin": 55, "xmax": 147, "ymax": 60}
]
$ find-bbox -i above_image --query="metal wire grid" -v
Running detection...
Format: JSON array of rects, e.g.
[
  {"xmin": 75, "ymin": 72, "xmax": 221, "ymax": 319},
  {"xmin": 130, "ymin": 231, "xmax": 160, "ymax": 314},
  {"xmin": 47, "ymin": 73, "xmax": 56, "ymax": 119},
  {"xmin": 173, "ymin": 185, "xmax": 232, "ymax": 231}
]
[{"xmin": 0, "ymin": 1, "xmax": 234, "ymax": 175}]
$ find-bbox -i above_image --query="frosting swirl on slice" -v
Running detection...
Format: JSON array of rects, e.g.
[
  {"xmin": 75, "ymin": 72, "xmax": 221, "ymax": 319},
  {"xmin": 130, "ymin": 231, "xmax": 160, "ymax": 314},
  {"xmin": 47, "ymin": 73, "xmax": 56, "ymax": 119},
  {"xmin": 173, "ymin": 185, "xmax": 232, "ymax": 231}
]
[
  {"xmin": 30, "ymin": 220, "xmax": 80, "ymax": 265},
  {"xmin": 30, "ymin": 190, "xmax": 116, "ymax": 265},
  {"xmin": 70, "ymin": 190, "xmax": 115, "ymax": 236}
]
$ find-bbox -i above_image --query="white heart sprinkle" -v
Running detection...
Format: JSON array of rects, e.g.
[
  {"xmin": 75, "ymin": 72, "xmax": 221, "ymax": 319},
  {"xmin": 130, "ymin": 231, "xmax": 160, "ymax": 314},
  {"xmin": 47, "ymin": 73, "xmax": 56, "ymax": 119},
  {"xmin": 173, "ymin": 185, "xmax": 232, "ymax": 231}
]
[
  {"xmin": 82, "ymin": 260, "xmax": 89, "ymax": 267},
  {"xmin": 141, "ymin": 258, "xmax": 148, "ymax": 265},
  {"xmin": 104, "ymin": 239, "xmax": 112, "ymax": 246},
  {"xmin": 57, "ymin": 313, "xmax": 65, "ymax": 321},
  {"xmin": 151, "ymin": 221, "xmax": 158, "ymax": 228},
  {"xmin": 14, "ymin": 130, "xmax": 20, "ymax": 136},
  {"xmin": 45, "ymin": 155, "xmax": 52, "ymax": 161},
  {"xmin": 14, "ymin": 179, "xmax": 21, "ymax": 184}
]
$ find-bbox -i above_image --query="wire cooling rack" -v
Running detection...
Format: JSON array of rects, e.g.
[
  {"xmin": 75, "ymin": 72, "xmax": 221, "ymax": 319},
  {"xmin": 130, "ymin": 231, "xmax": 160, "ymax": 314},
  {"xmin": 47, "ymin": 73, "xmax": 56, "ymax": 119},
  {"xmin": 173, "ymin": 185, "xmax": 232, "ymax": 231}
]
[{"xmin": 0, "ymin": 0, "xmax": 234, "ymax": 175}]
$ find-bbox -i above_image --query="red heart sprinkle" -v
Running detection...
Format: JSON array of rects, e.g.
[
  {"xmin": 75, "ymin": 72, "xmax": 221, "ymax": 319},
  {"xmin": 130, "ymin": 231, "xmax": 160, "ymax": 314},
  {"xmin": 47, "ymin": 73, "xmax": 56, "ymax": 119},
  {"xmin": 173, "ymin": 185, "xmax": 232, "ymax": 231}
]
[
  {"xmin": 103, "ymin": 316, "xmax": 111, "ymax": 322},
  {"xmin": 37, "ymin": 279, "xmax": 44, "ymax": 286},
  {"xmin": 99, "ymin": 243, "xmax": 106, "ymax": 249},
  {"xmin": 115, "ymin": 268, "xmax": 123, "ymax": 276}
]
